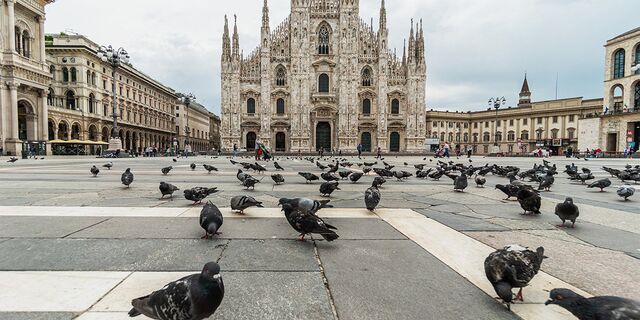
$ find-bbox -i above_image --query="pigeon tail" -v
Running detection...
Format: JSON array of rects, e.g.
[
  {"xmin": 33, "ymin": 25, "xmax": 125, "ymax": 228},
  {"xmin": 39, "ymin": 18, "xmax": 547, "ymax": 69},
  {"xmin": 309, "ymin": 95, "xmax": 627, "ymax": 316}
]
[
  {"xmin": 321, "ymin": 231, "xmax": 339, "ymax": 242},
  {"xmin": 128, "ymin": 308, "xmax": 141, "ymax": 317}
]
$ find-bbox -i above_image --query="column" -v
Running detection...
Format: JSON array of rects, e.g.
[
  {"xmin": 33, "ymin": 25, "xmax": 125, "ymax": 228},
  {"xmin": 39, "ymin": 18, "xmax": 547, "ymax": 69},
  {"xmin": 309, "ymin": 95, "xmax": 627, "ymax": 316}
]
[
  {"xmin": 7, "ymin": 0, "xmax": 16, "ymax": 52},
  {"xmin": 8, "ymin": 82, "xmax": 19, "ymax": 140},
  {"xmin": 38, "ymin": 16, "xmax": 46, "ymax": 63},
  {"xmin": 41, "ymin": 91, "xmax": 48, "ymax": 141}
]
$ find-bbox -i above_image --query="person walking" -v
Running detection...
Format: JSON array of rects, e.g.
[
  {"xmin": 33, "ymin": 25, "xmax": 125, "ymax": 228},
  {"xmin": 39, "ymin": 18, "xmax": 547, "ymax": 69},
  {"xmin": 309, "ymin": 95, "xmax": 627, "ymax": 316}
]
[
  {"xmin": 255, "ymin": 139, "xmax": 261, "ymax": 161},
  {"xmin": 357, "ymin": 143, "xmax": 363, "ymax": 159},
  {"xmin": 443, "ymin": 142, "xmax": 450, "ymax": 158},
  {"xmin": 233, "ymin": 143, "xmax": 238, "ymax": 158},
  {"xmin": 466, "ymin": 145, "xmax": 473, "ymax": 158},
  {"xmin": 376, "ymin": 146, "xmax": 382, "ymax": 160}
]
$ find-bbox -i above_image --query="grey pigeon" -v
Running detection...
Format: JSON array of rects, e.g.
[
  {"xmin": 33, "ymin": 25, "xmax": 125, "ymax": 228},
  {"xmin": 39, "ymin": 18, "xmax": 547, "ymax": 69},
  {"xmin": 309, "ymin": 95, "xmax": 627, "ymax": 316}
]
[
  {"xmin": 190, "ymin": 163, "xmax": 196, "ymax": 170},
  {"xmin": 453, "ymin": 175, "xmax": 468, "ymax": 192},
  {"xmin": 321, "ymin": 172, "xmax": 340, "ymax": 181},
  {"xmin": 617, "ymin": 186, "xmax": 635, "ymax": 201},
  {"xmin": 274, "ymin": 161, "xmax": 285, "ymax": 171},
  {"xmin": 338, "ymin": 170, "xmax": 351, "ymax": 180},
  {"xmin": 199, "ymin": 201, "xmax": 223, "ymax": 239},
  {"xmin": 159, "ymin": 182, "xmax": 179, "ymax": 200},
  {"xmin": 161, "ymin": 166, "xmax": 173, "ymax": 175},
  {"xmin": 349, "ymin": 172, "xmax": 364, "ymax": 183},
  {"xmin": 242, "ymin": 176, "xmax": 260, "ymax": 190},
  {"xmin": 230, "ymin": 195, "xmax": 263, "ymax": 213},
  {"xmin": 203, "ymin": 164, "xmax": 218, "ymax": 173},
  {"xmin": 7, "ymin": 157, "xmax": 18, "ymax": 163},
  {"xmin": 364, "ymin": 186, "xmax": 381, "ymax": 212},
  {"xmin": 587, "ymin": 178, "xmax": 611, "ymax": 192},
  {"xmin": 278, "ymin": 197, "xmax": 332, "ymax": 216},
  {"xmin": 102, "ymin": 162, "xmax": 113, "ymax": 170},
  {"xmin": 184, "ymin": 187, "xmax": 219, "ymax": 204},
  {"xmin": 298, "ymin": 172, "xmax": 319, "ymax": 183},
  {"xmin": 538, "ymin": 172, "xmax": 555, "ymax": 191},
  {"xmin": 271, "ymin": 174, "xmax": 285, "ymax": 185},
  {"xmin": 320, "ymin": 181, "xmax": 340, "ymax": 197},
  {"xmin": 496, "ymin": 184, "xmax": 520, "ymax": 200},
  {"xmin": 236, "ymin": 169, "xmax": 247, "ymax": 183},
  {"xmin": 545, "ymin": 288, "xmax": 640, "ymax": 320},
  {"xmin": 372, "ymin": 176, "xmax": 386, "ymax": 188},
  {"xmin": 517, "ymin": 188, "xmax": 541, "ymax": 214},
  {"xmin": 90, "ymin": 165, "xmax": 100, "ymax": 177},
  {"xmin": 128, "ymin": 262, "xmax": 224, "ymax": 320},
  {"xmin": 121, "ymin": 168, "xmax": 134, "ymax": 188},
  {"xmin": 555, "ymin": 197, "xmax": 579, "ymax": 228},
  {"xmin": 281, "ymin": 204, "xmax": 338, "ymax": 242},
  {"xmin": 475, "ymin": 175, "xmax": 486, "ymax": 187},
  {"xmin": 485, "ymin": 245, "xmax": 545, "ymax": 310}
]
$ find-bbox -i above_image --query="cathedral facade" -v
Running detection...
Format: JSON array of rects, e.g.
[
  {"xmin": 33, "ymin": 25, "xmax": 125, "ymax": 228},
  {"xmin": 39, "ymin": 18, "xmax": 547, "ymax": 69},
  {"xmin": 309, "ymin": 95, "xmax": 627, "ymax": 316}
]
[{"xmin": 220, "ymin": 0, "xmax": 427, "ymax": 153}]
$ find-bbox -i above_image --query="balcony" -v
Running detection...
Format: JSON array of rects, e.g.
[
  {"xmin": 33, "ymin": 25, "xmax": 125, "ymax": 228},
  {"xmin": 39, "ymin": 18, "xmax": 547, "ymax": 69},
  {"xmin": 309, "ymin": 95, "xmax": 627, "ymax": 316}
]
[
  {"xmin": 311, "ymin": 92, "xmax": 336, "ymax": 103},
  {"xmin": 272, "ymin": 113, "xmax": 290, "ymax": 120}
]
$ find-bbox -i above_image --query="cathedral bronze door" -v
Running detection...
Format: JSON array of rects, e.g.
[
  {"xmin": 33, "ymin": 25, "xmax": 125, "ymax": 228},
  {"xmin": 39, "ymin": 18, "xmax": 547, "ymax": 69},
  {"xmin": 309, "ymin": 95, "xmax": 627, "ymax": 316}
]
[
  {"xmin": 275, "ymin": 132, "xmax": 286, "ymax": 152},
  {"xmin": 361, "ymin": 132, "xmax": 372, "ymax": 152},
  {"xmin": 390, "ymin": 132, "xmax": 400, "ymax": 152},
  {"xmin": 246, "ymin": 132, "xmax": 257, "ymax": 150},
  {"xmin": 316, "ymin": 122, "xmax": 331, "ymax": 151}
]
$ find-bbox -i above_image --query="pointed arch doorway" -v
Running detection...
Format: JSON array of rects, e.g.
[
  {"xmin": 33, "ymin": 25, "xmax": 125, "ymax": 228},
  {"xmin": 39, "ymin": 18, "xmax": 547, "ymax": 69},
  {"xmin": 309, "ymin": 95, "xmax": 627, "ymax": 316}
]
[{"xmin": 316, "ymin": 122, "xmax": 331, "ymax": 151}]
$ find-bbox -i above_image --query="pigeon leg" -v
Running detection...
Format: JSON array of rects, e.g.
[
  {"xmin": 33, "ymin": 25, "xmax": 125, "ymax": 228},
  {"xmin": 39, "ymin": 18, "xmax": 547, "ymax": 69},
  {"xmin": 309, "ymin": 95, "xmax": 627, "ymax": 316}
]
[
  {"xmin": 297, "ymin": 234, "xmax": 306, "ymax": 241},
  {"xmin": 556, "ymin": 220, "xmax": 565, "ymax": 228},
  {"xmin": 515, "ymin": 288, "xmax": 524, "ymax": 301},
  {"xmin": 159, "ymin": 195, "xmax": 165, "ymax": 200},
  {"xmin": 201, "ymin": 233, "xmax": 209, "ymax": 240},
  {"xmin": 570, "ymin": 221, "xmax": 576, "ymax": 228}
]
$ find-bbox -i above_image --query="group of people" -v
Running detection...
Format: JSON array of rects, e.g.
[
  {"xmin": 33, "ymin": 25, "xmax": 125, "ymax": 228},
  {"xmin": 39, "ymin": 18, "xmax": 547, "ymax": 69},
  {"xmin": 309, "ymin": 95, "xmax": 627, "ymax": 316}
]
[
  {"xmin": 355, "ymin": 144, "xmax": 383, "ymax": 159},
  {"xmin": 434, "ymin": 142, "xmax": 473, "ymax": 159}
]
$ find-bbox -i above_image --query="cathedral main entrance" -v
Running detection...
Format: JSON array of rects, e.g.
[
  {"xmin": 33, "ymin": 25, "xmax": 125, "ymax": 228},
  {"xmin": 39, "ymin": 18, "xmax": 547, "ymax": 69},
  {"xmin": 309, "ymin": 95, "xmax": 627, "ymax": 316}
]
[
  {"xmin": 316, "ymin": 122, "xmax": 331, "ymax": 151},
  {"xmin": 390, "ymin": 132, "xmax": 401, "ymax": 152},
  {"xmin": 275, "ymin": 132, "xmax": 286, "ymax": 152},
  {"xmin": 361, "ymin": 132, "xmax": 372, "ymax": 152}
]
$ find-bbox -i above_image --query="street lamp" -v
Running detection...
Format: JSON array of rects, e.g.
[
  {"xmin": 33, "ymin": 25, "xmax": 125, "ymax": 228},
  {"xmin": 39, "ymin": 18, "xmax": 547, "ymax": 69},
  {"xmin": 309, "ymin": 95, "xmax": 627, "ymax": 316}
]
[
  {"xmin": 488, "ymin": 97, "xmax": 506, "ymax": 147},
  {"xmin": 97, "ymin": 45, "xmax": 130, "ymax": 153},
  {"xmin": 178, "ymin": 93, "xmax": 196, "ymax": 155}
]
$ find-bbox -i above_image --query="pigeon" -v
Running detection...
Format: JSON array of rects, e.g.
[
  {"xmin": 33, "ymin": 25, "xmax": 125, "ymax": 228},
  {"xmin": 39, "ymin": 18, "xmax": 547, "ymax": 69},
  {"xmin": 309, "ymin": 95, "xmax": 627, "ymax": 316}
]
[
  {"xmin": 362, "ymin": 167, "xmax": 372, "ymax": 175},
  {"xmin": 128, "ymin": 262, "xmax": 224, "ymax": 320},
  {"xmin": 364, "ymin": 186, "xmax": 381, "ymax": 211},
  {"xmin": 7, "ymin": 157, "xmax": 18, "ymax": 163},
  {"xmin": 475, "ymin": 175, "xmax": 486, "ymax": 187},
  {"xmin": 320, "ymin": 181, "xmax": 340, "ymax": 197},
  {"xmin": 190, "ymin": 163, "xmax": 196, "ymax": 170},
  {"xmin": 453, "ymin": 175, "xmax": 468, "ymax": 192},
  {"xmin": 545, "ymin": 288, "xmax": 640, "ymax": 320},
  {"xmin": 517, "ymin": 188, "xmax": 541, "ymax": 214},
  {"xmin": 537, "ymin": 172, "xmax": 555, "ymax": 191},
  {"xmin": 349, "ymin": 172, "xmax": 364, "ymax": 183},
  {"xmin": 102, "ymin": 162, "xmax": 113, "ymax": 170},
  {"xmin": 230, "ymin": 195, "xmax": 263, "ymax": 213},
  {"xmin": 321, "ymin": 172, "xmax": 340, "ymax": 181},
  {"xmin": 184, "ymin": 187, "xmax": 219, "ymax": 204},
  {"xmin": 555, "ymin": 197, "xmax": 579, "ymax": 228},
  {"xmin": 282, "ymin": 205, "xmax": 339, "ymax": 242},
  {"xmin": 121, "ymin": 168, "xmax": 134, "ymax": 188},
  {"xmin": 172, "ymin": 158, "xmax": 177, "ymax": 162},
  {"xmin": 199, "ymin": 201, "xmax": 223, "ymax": 239},
  {"xmin": 338, "ymin": 170, "xmax": 351, "ymax": 180},
  {"xmin": 161, "ymin": 166, "xmax": 173, "ymax": 175},
  {"xmin": 274, "ymin": 161, "xmax": 285, "ymax": 171},
  {"xmin": 372, "ymin": 176, "xmax": 386, "ymax": 188},
  {"xmin": 252, "ymin": 162, "xmax": 267, "ymax": 174},
  {"xmin": 159, "ymin": 182, "xmax": 179, "ymax": 200},
  {"xmin": 617, "ymin": 186, "xmax": 635, "ymax": 201},
  {"xmin": 484, "ymin": 245, "xmax": 545, "ymax": 310},
  {"xmin": 278, "ymin": 198, "xmax": 333, "ymax": 216},
  {"xmin": 495, "ymin": 184, "xmax": 520, "ymax": 200},
  {"xmin": 236, "ymin": 169, "xmax": 248, "ymax": 183},
  {"xmin": 271, "ymin": 174, "xmax": 285, "ymax": 185},
  {"xmin": 203, "ymin": 164, "xmax": 218, "ymax": 173},
  {"xmin": 243, "ymin": 176, "xmax": 260, "ymax": 190},
  {"xmin": 90, "ymin": 165, "xmax": 100, "ymax": 177},
  {"xmin": 298, "ymin": 172, "xmax": 319, "ymax": 183},
  {"xmin": 587, "ymin": 178, "xmax": 612, "ymax": 192}
]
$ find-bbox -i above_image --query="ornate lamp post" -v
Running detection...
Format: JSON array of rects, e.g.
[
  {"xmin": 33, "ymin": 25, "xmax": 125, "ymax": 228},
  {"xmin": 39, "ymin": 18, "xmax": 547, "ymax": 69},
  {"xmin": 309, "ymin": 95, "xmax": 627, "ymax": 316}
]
[
  {"xmin": 97, "ymin": 45, "xmax": 130, "ymax": 153},
  {"xmin": 488, "ymin": 97, "xmax": 506, "ymax": 154},
  {"xmin": 178, "ymin": 93, "xmax": 196, "ymax": 155}
]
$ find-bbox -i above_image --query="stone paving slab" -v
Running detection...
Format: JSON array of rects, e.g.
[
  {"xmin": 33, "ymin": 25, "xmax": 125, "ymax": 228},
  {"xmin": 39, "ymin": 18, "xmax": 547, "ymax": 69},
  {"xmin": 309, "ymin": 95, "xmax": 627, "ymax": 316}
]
[
  {"xmin": 415, "ymin": 209, "xmax": 509, "ymax": 231},
  {"xmin": 0, "ymin": 239, "xmax": 226, "ymax": 271},
  {"xmin": 0, "ymin": 216, "xmax": 107, "ymax": 238},
  {"xmin": 219, "ymin": 239, "xmax": 318, "ymax": 271},
  {"xmin": 318, "ymin": 239, "xmax": 518, "ymax": 320},
  {"xmin": 0, "ymin": 313, "xmax": 76, "ymax": 320},
  {"xmin": 321, "ymin": 218, "xmax": 407, "ymax": 240},
  {"xmin": 562, "ymin": 221, "xmax": 640, "ymax": 258}
]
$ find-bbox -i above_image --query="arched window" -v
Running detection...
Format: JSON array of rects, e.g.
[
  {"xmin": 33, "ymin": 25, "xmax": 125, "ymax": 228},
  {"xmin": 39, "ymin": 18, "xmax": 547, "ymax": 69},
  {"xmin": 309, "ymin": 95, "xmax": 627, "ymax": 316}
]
[
  {"xmin": 635, "ymin": 44, "xmax": 640, "ymax": 74},
  {"xmin": 362, "ymin": 98, "xmax": 371, "ymax": 115},
  {"xmin": 14, "ymin": 27, "xmax": 21, "ymax": 54},
  {"xmin": 483, "ymin": 132, "xmax": 490, "ymax": 142},
  {"xmin": 276, "ymin": 98, "xmax": 285, "ymax": 114},
  {"xmin": 65, "ymin": 91, "xmax": 76, "ymax": 110},
  {"xmin": 507, "ymin": 131, "xmax": 515, "ymax": 141},
  {"xmin": 613, "ymin": 49, "xmax": 625, "ymax": 79},
  {"xmin": 318, "ymin": 24, "xmax": 331, "ymax": 55},
  {"xmin": 635, "ymin": 82, "xmax": 640, "ymax": 110},
  {"xmin": 89, "ymin": 93, "xmax": 95, "ymax": 114},
  {"xmin": 50, "ymin": 65, "xmax": 56, "ymax": 80},
  {"xmin": 318, "ymin": 73, "xmax": 329, "ymax": 93},
  {"xmin": 62, "ymin": 67, "xmax": 69, "ymax": 82},
  {"xmin": 440, "ymin": 132, "xmax": 445, "ymax": 142},
  {"xmin": 22, "ymin": 30, "xmax": 30, "ymax": 57},
  {"xmin": 391, "ymin": 99, "xmax": 400, "ymax": 114},
  {"xmin": 472, "ymin": 133, "xmax": 478, "ymax": 143},
  {"xmin": 91, "ymin": 72, "xmax": 96, "ymax": 85},
  {"xmin": 361, "ymin": 67, "xmax": 372, "ymax": 86},
  {"xmin": 87, "ymin": 71, "xmax": 91, "ymax": 84},
  {"xmin": 463, "ymin": 133, "xmax": 469, "ymax": 142},
  {"xmin": 47, "ymin": 88, "xmax": 54, "ymax": 106},
  {"xmin": 536, "ymin": 129, "xmax": 543, "ymax": 140},
  {"xmin": 275, "ymin": 66, "xmax": 286, "ymax": 86},
  {"xmin": 495, "ymin": 131, "xmax": 502, "ymax": 142},
  {"xmin": 70, "ymin": 67, "xmax": 77, "ymax": 82},
  {"xmin": 551, "ymin": 129, "xmax": 559, "ymax": 139},
  {"xmin": 448, "ymin": 133, "xmax": 454, "ymax": 142},
  {"xmin": 246, "ymin": 98, "xmax": 256, "ymax": 114}
]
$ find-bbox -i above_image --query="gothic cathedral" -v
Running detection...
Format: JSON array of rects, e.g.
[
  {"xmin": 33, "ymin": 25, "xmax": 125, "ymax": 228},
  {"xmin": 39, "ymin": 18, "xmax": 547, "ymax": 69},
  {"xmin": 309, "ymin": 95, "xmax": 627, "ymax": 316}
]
[{"xmin": 220, "ymin": 0, "xmax": 427, "ymax": 153}]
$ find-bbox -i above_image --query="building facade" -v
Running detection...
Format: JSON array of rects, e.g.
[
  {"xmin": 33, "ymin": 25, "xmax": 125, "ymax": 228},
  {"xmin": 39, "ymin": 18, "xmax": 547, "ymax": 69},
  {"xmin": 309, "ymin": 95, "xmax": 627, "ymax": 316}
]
[
  {"xmin": 46, "ymin": 34, "xmax": 178, "ymax": 155},
  {"xmin": 578, "ymin": 27, "xmax": 640, "ymax": 153},
  {"xmin": 209, "ymin": 112, "xmax": 221, "ymax": 151},
  {"xmin": 426, "ymin": 77, "xmax": 603, "ymax": 155},
  {"xmin": 0, "ymin": 0, "xmax": 53, "ymax": 157},
  {"xmin": 220, "ymin": 0, "xmax": 427, "ymax": 153},
  {"xmin": 175, "ymin": 99, "xmax": 210, "ymax": 153}
]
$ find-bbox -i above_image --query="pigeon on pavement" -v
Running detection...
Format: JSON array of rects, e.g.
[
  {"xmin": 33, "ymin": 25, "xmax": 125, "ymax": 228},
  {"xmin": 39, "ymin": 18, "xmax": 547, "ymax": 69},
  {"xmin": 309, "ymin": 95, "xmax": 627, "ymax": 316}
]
[
  {"xmin": 495, "ymin": 184, "xmax": 520, "ymax": 200},
  {"xmin": 554, "ymin": 197, "xmax": 579, "ymax": 228},
  {"xmin": 517, "ymin": 188, "xmax": 541, "ymax": 214},
  {"xmin": 587, "ymin": 178, "xmax": 611, "ymax": 192},
  {"xmin": 200, "ymin": 201, "xmax": 223, "ymax": 239},
  {"xmin": 128, "ymin": 262, "xmax": 224, "ymax": 320},
  {"xmin": 282, "ymin": 205, "xmax": 338, "ymax": 242},
  {"xmin": 243, "ymin": 176, "xmax": 260, "ymax": 190},
  {"xmin": 349, "ymin": 172, "xmax": 364, "ymax": 183},
  {"xmin": 184, "ymin": 187, "xmax": 219, "ymax": 204},
  {"xmin": 372, "ymin": 176, "xmax": 386, "ymax": 188},
  {"xmin": 90, "ymin": 165, "xmax": 100, "ymax": 177},
  {"xmin": 545, "ymin": 288, "xmax": 640, "ymax": 319},
  {"xmin": 364, "ymin": 186, "xmax": 381, "ymax": 212},
  {"xmin": 159, "ymin": 182, "xmax": 180, "ymax": 200},
  {"xmin": 274, "ymin": 161, "xmax": 285, "ymax": 171},
  {"xmin": 485, "ymin": 245, "xmax": 545, "ymax": 310},
  {"xmin": 121, "ymin": 168, "xmax": 134, "ymax": 188},
  {"xmin": 230, "ymin": 195, "xmax": 263, "ymax": 213},
  {"xmin": 103, "ymin": 162, "xmax": 113, "ymax": 170},
  {"xmin": 454, "ymin": 175, "xmax": 468, "ymax": 192},
  {"xmin": 7, "ymin": 157, "xmax": 18, "ymax": 163},
  {"xmin": 617, "ymin": 186, "xmax": 635, "ymax": 201},
  {"xmin": 321, "ymin": 172, "xmax": 340, "ymax": 181},
  {"xmin": 203, "ymin": 164, "xmax": 218, "ymax": 173},
  {"xmin": 271, "ymin": 174, "xmax": 285, "ymax": 185},
  {"xmin": 278, "ymin": 197, "xmax": 333, "ymax": 216},
  {"xmin": 299, "ymin": 172, "xmax": 319, "ymax": 183},
  {"xmin": 161, "ymin": 166, "xmax": 173, "ymax": 175},
  {"xmin": 190, "ymin": 163, "xmax": 196, "ymax": 170},
  {"xmin": 320, "ymin": 181, "xmax": 340, "ymax": 197},
  {"xmin": 475, "ymin": 175, "xmax": 486, "ymax": 187}
]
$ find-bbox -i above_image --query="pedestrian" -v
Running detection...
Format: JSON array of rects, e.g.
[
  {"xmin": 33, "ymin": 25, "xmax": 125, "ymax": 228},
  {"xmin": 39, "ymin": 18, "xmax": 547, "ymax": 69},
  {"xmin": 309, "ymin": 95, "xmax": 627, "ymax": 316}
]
[
  {"xmin": 320, "ymin": 147, "xmax": 324, "ymax": 157},
  {"xmin": 339, "ymin": 149, "xmax": 342, "ymax": 157},
  {"xmin": 233, "ymin": 143, "xmax": 238, "ymax": 158},
  {"xmin": 357, "ymin": 143, "xmax": 363, "ymax": 159},
  {"xmin": 466, "ymin": 145, "xmax": 473, "ymax": 158},
  {"xmin": 376, "ymin": 147, "xmax": 382, "ymax": 159},
  {"xmin": 443, "ymin": 142, "xmax": 450, "ymax": 158},
  {"xmin": 255, "ymin": 139, "xmax": 261, "ymax": 160}
]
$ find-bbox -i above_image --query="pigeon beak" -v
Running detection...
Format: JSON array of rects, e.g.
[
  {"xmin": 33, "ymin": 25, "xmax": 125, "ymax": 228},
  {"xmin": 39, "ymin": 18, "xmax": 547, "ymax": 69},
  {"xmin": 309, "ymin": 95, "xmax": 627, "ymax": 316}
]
[{"xmin": 544, "ymin": 299, "xmax": 553, "ymax": 306}]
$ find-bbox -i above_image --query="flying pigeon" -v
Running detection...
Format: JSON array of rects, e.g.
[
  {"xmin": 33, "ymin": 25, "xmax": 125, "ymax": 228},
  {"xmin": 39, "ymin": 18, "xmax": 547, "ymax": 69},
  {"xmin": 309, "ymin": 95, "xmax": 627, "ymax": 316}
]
[
  {"xmin": 200, "ymin": 201, "xmax": 223, "ymax": 239},
  {"xmin": 190, "ymin": 163, "xmax": 196, "ymax": 170},
  {"xmin": 271, "ymin": 173, "xmax": 285, "ymax": 185},
  {"xmin": 299, "ymin": 172, "xmax": 319, "ymax": 183},
  {"xmin": 230, "ymin": 195, "xmax": 263, "ymax": 213},
  {"xmin": 90, "ymin": 165, "xmax": 100, "ymax": 177},
  {"xmin": 545, "ymin": 288, "xmax": 640, "ymax": 319},
  {"xmin": 121, "ymin": 168, "xmax": 134, "ymax": 188},
  {"xmin": 278, "ymin": 197, "xmax": 333, "ymax": 216},
  {"xmin": 364, "ymin": 186, "xmax": 381, "ymax": 211},
  {"xmin": 320, "ymin": 181, "xmax": 340, "ymax": 197},
  {"xmin": 128, "ymin": 262, "xmax": 224, "ymax": 320},
  {"xmin": 517, "ymin": 188, "xmax": 541, "ymax": 214},
  {"xmin": 102, "ymin": 162, "xmax": 113, "ymax": 170},
  {"xmin": 282, "ymin": 205, "xmax": 338, "ymax": 242},
  {"xmin": 554, "ymin": 197, "xmax": 579, "ymax": 228},
  {"xmin": 349, "ymin": 172, "xmax": 364, "ymax": 183},
  {"xmin": 184, "ymin": 187, "xmax": 219, "ymax": 204},
  {"xmin": 587, "ymin": 178, "xmax": 612, "ymax": 192},
  {"xmin": 484, "ymin": 245, "xmax": 545, "ymax": 310},
  {"xmin": 161, "ymin": 166, "xmax": 173, "ymax": 175},
  {"xmin": 274, "ymin": 161, "xmax": 285, "ymax": 171},
  {"xmin": 159, "ymin": 182, "xmax": 180, "ymax": 200},
  {"xmin": 617, "ymin": 186, "xmax": 635, "ymax": 201}
]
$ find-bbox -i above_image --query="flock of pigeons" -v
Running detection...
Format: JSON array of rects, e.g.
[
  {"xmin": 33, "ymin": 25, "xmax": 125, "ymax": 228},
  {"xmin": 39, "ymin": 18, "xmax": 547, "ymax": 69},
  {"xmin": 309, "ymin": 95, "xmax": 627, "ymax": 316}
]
[{"xmin": 9, "ymin": 153, "xmax": 640, "ymax": 319}]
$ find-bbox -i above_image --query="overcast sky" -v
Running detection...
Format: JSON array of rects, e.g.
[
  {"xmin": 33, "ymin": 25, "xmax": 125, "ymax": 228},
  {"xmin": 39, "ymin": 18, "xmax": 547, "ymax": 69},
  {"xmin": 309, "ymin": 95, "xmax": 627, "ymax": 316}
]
[{"xmin": 46, "ymin": 0, "xmax": 639, "ymax": 114}]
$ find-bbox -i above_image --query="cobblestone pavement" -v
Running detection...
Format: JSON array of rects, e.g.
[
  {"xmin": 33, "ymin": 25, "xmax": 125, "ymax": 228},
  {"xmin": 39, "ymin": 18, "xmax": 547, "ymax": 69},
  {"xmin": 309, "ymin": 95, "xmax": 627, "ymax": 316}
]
[{"xmin": 0, "ymin": 154, "xmax": 638, "ymax": 320}]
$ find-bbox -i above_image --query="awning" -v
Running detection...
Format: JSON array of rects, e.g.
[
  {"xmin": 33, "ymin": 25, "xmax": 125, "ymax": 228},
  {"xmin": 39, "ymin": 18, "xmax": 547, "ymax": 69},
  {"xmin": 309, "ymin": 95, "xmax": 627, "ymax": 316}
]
[{"xmin": 49, "ymin": 139, "xmax": 108, "ymax": 145}]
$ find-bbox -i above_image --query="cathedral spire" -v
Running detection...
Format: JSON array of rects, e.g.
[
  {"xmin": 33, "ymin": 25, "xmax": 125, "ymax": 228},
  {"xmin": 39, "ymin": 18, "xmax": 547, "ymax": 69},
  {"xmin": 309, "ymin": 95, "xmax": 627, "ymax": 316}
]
[
  {"xmin": 417, "ymin": 19, "xmax": 424, "ymax": 63},
  {"xmin": 262, "ymin": 0, "xmax": 269, "ymax": 30},
  {"xmin": 222, "ymin": 15, "xmax": 231, "ymax": 61},
  {"xmin": 379, "ymin": 0, "xmax": 386, "ymax": 31},
  {"xmin": 402, "ymin": 39, "xmax": 406, "ymax": 65},
  {"xmin": 408, "ymin": 19, "xmax": 415, "ymax": 63},
  {"xmin": 232, "ymin": 14, "xmax": 240, "ymax": 59}
]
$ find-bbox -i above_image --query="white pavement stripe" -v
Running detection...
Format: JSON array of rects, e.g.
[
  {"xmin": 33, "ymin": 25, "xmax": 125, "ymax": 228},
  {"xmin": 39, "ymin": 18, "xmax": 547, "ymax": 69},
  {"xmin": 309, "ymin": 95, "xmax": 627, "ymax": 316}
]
[{"xmin": 376, "ymin": 209, "xmax": 592, "ymax": 320}]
